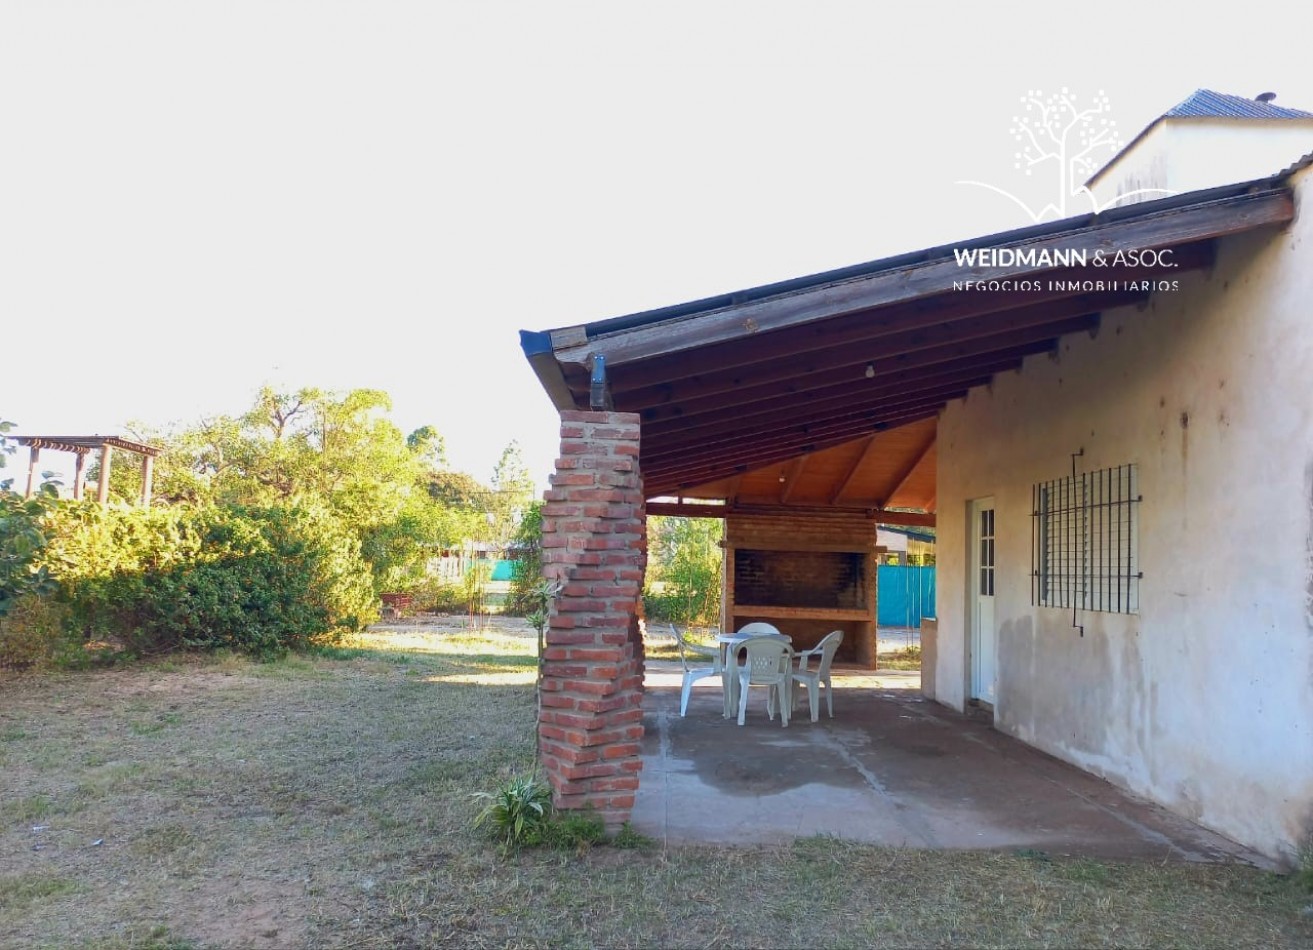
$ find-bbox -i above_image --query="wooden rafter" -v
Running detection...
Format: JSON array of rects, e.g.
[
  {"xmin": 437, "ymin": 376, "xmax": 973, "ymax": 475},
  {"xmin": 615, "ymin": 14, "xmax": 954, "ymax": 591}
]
[
  {"xmin": 644, "ymin": 408, "xmax": 941, "ymax": 494},
  {"xmin": 627, "ymin": 314, "xmax": 1094, "ymax": 428},
  {"xmin": 877, "ymin": 431, "xmax": 937, "ymax": 508},
  {"xmin": 779, "ymin": 455, "xmax": 809, "ymax": 504},
  {"xmin": 642, "ymin": 382, "xmax": 970, "ymax": 467},
  {"xmin": 644, "ymin": 500, "xmax": 935, "ymax": 527},
  {"xmin": 830, "ymin": 436, "xmax": 880, "ymax": 505}
]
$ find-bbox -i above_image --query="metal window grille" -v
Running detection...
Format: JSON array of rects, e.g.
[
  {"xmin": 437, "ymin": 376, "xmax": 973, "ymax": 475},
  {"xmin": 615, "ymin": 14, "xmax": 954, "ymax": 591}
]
[{"xmin": 1032, "ymin": 464, "xmax": 1140, "ymax": 614}]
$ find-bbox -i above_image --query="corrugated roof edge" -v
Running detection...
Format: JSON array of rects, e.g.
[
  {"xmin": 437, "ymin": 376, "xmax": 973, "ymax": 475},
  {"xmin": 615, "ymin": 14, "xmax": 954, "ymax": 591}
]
[
  {"xmin": 1164, "ymin": 89, "xmax": 1313, "ymax": 120},
  {"xmin": 553, "ymin": 173, "xmax": 1291, "ymax": 342}
]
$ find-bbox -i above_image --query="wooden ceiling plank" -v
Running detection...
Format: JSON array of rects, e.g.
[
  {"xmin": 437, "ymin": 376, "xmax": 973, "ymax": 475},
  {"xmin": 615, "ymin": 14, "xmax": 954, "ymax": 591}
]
[
  {"xmin": 642, "ymin": 355, "xmax": 1021, "ymax": 439},
  {"xmin": 642, "ymin": 381, "xmax": 971, "ymax": 464},
  {"xmin": 616, "ymin": 288, "xmax": 1144, "ymax": 411},
  {"xmin": 631, "ymin": 314, "xmax": 1091, "ymax": 426},
  {"xmin": 551, "ymin": 189, "xmax": 1289, "ymax": 369},
  {"xmin": 642, "ymin": 501, "xmax": 935, "ymax": 527},
  {"xmin": 644, "ymin": 408, "xmax": 945, "ymax": 490}
]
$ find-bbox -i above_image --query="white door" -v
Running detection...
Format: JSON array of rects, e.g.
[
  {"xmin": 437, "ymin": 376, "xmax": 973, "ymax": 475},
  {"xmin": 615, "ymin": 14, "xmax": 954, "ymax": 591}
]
[{"xmin": 969, "ymin": 498, "xmax": 997, "ymax": 704}]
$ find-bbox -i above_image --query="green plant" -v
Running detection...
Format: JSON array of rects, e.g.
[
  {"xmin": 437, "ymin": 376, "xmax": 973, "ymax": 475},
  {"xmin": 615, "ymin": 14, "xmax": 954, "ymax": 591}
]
[
  {"xmin": 0, "ymin": 594, "xmax": 71, "ymax": 670},
  {"xmin": 44, "ymin": 502, "xmax": 377, "ymax": 660},
  {"xmin": 1297, "ymin": 826, "xmax": 1313, "ymax": 892},
  {"xmin": 0, "ymin": 490, "xmax": 58, "ymax": 618},
  {"xmin": 541, "ymin": 807, "xmax": 607, "ymax": 852},
  {"xmin": 611, "ymin": 821, "xmax": 655, "ymax": 850},
  {"xmin": 472, "ymin": 773, "xmax": 554, "ymax": 852},
  {"xmin": 506, "ymin": 501, "xmax": 544, "ymax": 615},
  {"xmin": 644, "ymin": 515, "xmax": 723, "ymax": 627}
]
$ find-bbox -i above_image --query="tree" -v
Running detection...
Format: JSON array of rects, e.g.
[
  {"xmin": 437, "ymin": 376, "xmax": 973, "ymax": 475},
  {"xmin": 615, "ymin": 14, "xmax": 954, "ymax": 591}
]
[
  {"xmin": 118, "ymin": 388, "xmax": 449, "ymax": 590},
  {"xmin": 406, "ymin": 425, "xmax": 446, "ymax": 469},
  {"xmin": 489, "ymin": 440, "xmax": 536, "ymax": 545},
  {"xmin": 645, "ymin": 516, "xmax": 723, "ymax": 627}
]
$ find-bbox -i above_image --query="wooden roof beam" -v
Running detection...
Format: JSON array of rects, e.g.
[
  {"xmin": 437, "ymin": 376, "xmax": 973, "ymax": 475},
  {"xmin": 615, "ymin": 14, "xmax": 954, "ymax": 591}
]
[
  {"xmin": 630, "ymin": 310, "xmax": 1102, "ymax": 426},
  {"xmin": 615, "ymin": 288, "xmax": 1147, "ymax": 412},
  {"xmin": 643, "ymin": 407, "xmax": 945, "ymax": 492},
  {"xmin": 779, "ymin": 455, "xmax": 809, "ymax": 504},
  {"xmin": 642, "ymin": 381, "xmax": 973, "ymax": 465},
  {"xmin": 829, "ymin": 436, "xmax": 879, "ymax": 505},
  {"xmin": 641, "ymin": 354, "xmax": 1023, "ymax": 439},
  {"xmin": 603, "ymin": 241, "xmax": 1213, "ymax": 393},
  {"xmin": 649, "ymin": 406, "xmax": 955, "ymax": 477},
  {"xmin": 876, "ymin": 431, "xmax": 937, "ymax": 508}
]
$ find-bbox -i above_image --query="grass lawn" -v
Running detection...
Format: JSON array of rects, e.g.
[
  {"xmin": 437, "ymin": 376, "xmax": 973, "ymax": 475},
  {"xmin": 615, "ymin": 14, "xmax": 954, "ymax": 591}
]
[{"xmin": 2, "ymin": 623, "xmax": 1310, "ymax": 949}]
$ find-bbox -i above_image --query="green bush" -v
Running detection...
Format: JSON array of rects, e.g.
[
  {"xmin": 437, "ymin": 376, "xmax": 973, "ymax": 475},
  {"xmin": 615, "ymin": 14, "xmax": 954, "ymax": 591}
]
[
  {"xmin": 0, "ymin": 491, "xmax": 58, "ymax": 618},
  {"xmin": 0, "ymin": 594, "xmax": 71, "ymax": 670},
  {"xmin": 408, "ymin": 575, "xmax": 466, "ymax": 614},
  {"xmin": 42, "ymin": 502, "xmax": 377, "ymax": 660}
]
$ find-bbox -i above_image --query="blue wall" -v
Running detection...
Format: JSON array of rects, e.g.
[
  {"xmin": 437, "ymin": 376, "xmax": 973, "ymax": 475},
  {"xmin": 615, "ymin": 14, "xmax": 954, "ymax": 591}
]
[{"xmin": 878, "ymin": 565, "xmax": 936, "ymax": 627}]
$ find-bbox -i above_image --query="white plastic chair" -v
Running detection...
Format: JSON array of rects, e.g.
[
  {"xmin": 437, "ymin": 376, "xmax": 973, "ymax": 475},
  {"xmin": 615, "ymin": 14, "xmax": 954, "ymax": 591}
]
[
  {"xmin": 721, "ymin": 623, "xmax": 787, "ymax": 718},
  {"xmin": 673, "ymin": 624, "xmax": 722, "ymax": 717},
  {"xmin": 733, "ymin": 636, "xmax": 794, "ymax": 727},
  {"xmin": 791, "ymin": 629, "xmax": 844, "ymax": 722}
]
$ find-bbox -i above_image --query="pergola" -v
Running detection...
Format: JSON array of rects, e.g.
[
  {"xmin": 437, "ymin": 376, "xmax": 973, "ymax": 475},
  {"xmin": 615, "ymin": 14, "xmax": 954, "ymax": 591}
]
[{"xmin": 14, "ymin": 435, "xmax": 161, "ymax": 506}]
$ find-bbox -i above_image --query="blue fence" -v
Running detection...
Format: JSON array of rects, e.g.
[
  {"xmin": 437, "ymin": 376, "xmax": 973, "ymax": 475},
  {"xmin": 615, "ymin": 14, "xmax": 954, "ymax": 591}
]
[{"xmin": 878, "ymin": 565, "xmax": 936, "ymax": 627}]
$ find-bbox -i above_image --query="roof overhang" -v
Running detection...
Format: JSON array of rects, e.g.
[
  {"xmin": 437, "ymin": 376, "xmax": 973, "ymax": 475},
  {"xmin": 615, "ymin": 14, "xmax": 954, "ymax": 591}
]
[{"xmin": 523, "ymin": 178, "xmax": 1295, "ymax": 502}]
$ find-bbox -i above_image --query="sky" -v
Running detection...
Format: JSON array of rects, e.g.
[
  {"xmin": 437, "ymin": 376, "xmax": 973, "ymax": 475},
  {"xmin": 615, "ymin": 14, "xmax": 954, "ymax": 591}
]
[{"xmin": 4, "ymin": 1, "xmax": 1312, "ymax": 490}]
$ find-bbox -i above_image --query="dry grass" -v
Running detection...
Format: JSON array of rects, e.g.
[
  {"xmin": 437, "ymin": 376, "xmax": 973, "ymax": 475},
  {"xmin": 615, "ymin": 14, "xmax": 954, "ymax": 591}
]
[
  {"xmin": 1, "ymin": 620, "xmax": 1310, "ymax": 949},
  {"xmin": 878, "ymin": 644, "xmax": 923, "ymax": 671}
]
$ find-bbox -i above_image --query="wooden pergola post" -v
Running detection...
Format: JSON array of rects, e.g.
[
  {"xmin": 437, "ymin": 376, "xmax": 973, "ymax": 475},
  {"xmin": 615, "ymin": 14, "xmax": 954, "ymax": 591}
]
[
  {"xmin": 140, "ymin": 454, "xmax": 154, "ymax": 507},
  {"xmin": 24, "ymin": 445, "xmax": 40, "ymax": 499},
  {"xmin": 96, "ymin": 445, "xmax": 113, "ymax": 504},
  {"xmin": 73, "ymin": 450, "xmax": 88, "ymax": 500}
]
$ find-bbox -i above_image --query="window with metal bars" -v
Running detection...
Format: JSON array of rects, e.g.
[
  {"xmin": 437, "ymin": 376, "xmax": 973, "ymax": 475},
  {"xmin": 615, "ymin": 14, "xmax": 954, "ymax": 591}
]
[{"xmin": 1032, "ymin": 464, "xmax": 1140, "ymax": 614}]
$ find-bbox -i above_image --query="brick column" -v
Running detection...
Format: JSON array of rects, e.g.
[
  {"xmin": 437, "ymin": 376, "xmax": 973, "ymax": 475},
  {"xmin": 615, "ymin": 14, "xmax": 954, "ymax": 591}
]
[{"xmin": 538, "ymin": 410, "xmax": 646, "ymax": 826}]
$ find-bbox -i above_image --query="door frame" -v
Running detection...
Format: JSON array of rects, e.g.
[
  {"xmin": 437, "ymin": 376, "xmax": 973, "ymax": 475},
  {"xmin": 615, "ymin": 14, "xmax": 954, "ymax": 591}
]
[{"xmin": 966, "ymin": 496, "xmax": 997, "ymax": 710}]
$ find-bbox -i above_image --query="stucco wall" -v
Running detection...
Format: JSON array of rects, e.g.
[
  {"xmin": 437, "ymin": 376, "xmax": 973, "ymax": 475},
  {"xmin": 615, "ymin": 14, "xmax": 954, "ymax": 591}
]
[
  {"xmin": 935, "ymin": 167, "xmax": 1313, "ymax": 862},
  {"xmin": 1091, "ymin": 121, "xmax": 1313, "ymax": 209}
]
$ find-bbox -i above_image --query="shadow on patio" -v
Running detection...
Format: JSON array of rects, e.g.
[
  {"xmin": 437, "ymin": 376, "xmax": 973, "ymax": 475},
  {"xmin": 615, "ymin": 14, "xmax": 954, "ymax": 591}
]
[{"xmin": 632, "ymin": 662, "xmax": 1267, "ymax": 867}]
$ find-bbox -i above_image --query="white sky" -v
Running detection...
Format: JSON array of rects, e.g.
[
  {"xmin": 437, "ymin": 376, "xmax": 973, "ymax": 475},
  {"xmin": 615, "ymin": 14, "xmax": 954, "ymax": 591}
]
[{"xmin": 4, "ymin": 1, "xmax": 1312, "ymax": 489}]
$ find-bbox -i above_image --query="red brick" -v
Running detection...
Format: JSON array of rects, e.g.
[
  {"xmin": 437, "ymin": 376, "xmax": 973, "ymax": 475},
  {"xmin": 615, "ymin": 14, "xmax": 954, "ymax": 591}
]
[
  {"xmin": 545, "ymin": 630, "xmax": 599, "ymax": 645},
  {"xmin": 602, "ymin": 742, "xmax": 642, "ymax": 759},
  {"xmin": 564, "ymin": 647, "xmax": 624, "ymax": 662},
  {"xmin": 587, "ymin": 776, "xmax": 640, "ymax": 793},
  {"xmin": 561, "ymin": 678, "xmax": 618, "ymax": 697}
]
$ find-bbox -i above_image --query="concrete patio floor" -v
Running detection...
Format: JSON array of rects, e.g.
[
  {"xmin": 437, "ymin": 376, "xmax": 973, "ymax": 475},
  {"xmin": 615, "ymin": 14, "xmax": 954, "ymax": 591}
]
[{"xmin": 631, "ymin": 664, "xmax": 1266, "ymax": 866}]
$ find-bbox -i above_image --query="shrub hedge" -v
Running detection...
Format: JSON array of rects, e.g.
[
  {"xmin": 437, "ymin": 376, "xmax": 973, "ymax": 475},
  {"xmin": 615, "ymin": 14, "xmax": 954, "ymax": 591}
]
[{"xmin": 4, "ymin": 501, "xmax": 379, "ymax": 664}]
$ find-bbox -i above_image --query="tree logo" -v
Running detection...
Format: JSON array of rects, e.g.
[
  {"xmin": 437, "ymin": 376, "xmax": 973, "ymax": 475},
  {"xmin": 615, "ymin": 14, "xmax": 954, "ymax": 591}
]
[{"xmin": 957, "ymin": 88, "xmax": 1175, "ymax": 222}]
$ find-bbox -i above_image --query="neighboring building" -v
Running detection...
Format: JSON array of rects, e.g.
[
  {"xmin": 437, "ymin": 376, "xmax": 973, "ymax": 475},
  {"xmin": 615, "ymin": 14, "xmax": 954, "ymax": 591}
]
[{"xmin": 1088, "ymin": 88, "xmax": 1313, "ymax": 209}]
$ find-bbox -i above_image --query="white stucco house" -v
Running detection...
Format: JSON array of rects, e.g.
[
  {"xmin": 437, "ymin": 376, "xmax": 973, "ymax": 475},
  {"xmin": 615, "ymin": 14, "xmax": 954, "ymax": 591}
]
[
  {"xmin": 935, "ymin": 94, "xmax": 1313, "ymax": 862},
  {"xmin": 523, "ymin": 89, "xmax": 1313, "ymax": 863}
]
